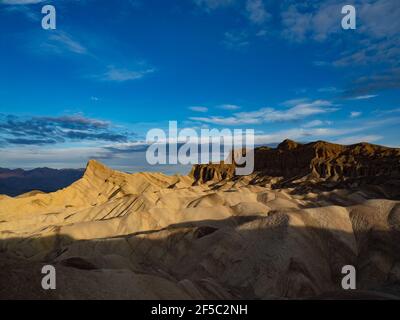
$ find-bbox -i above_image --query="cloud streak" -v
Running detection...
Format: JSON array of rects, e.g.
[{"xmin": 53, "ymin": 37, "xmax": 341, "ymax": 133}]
[
  {"xmin": 0, "ymin": 114, "xmax": 129, "ymax": 146},
  {"xmin": 47, "ymin": 32, "xmax": 88, "ymax": 55},
  {"xmin": 94, "ymin": 66, "xmax": 156, "ymax": 82},
  {"xmin": 191, "ymin": 100, "xmax": 338, "ymax": 125},
  {"xmin": 189, "ymin": 106, "xmax": 209, "ymax": 112},
  {"xmin": 246, "ymin": 0, "xmax": 270, "ymax": 25}
]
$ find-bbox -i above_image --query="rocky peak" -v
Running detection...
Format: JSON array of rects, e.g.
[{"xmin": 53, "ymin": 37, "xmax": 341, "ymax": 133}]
[
  {"xmin": 277, "ymin": 139, "xmax": 299, "ymax": 151},
  {"xmin": 83, "ymin": 160, "xmax": 114, "ymax": 179}
]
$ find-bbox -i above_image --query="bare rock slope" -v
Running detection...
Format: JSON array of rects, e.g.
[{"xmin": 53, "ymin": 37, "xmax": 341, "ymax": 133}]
[{"xmin": 0, "ymin": 140, "xmax": 400, "ymax": 299}]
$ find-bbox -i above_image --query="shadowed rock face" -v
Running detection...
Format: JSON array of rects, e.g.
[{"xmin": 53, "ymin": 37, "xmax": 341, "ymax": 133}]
[
  {"xmin": 191, "ymin": 140, "xmax": 400, "ymax": 198},
  {"xmin": 0, "ymin": 141, "xmax": 400, "ymax": 300},
  {"xmin": 254, "ymin": 140, "xmax": 400, "ymax": 179},
  {"xmin": 190, "ymin": 163, "xmax": 236, "ymax": 185}
]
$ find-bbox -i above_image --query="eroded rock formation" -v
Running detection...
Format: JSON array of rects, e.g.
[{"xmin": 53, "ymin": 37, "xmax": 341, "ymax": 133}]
[
  {"xmin": 0, "ymin": 140, "xmax": 400, "ymax": 299},
  {"xmin": 191, "ymin": 140, "xmax": 400, "ymax": 198}
]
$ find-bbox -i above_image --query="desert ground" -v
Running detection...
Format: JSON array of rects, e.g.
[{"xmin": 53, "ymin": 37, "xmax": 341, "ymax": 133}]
[{"xmin": 0, "ymin": 140, "xmax": 399, "ymax": 299}]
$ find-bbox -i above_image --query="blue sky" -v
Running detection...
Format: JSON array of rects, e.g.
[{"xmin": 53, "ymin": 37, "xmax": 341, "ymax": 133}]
[{"xmin": 0, "ymin": 0, "xmax": 399, "ymax": 172}]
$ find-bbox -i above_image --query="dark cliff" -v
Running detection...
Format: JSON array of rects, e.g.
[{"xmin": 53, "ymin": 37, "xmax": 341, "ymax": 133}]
[{"xmin": 190, "ymin": 140, "xmax": 400, "ymax": 196}]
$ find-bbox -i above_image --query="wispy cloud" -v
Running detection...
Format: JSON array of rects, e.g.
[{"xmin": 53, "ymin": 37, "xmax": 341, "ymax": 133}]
[
  {"xmin": 350, "ymin": 94, "xmax": 378, "ymax": 100},
  {"xmin": 36, "ymin": 31, "xmax": 157, "ymax": 84},
  {"xmin": 345, "ymin": 68, "xmax": 400, "ymax": 96},
  {"xmin": 189, "ymin": 106, "xmax": 209, "ymax": 112},
  {"xmin": 280, "ymin": 0, "xmax": 400, "ymax": 98},
  {"xmin": 2, "ymin": 1, "xmax": 41, "ymax": 21},
  {"xmin": 373, "ymin": 108, "xmax": 400, "ymax": 115},
  {"xmin": 302, "ymin": 120, "xmax": 332, "ymax": 128},
  {"xmin": 281, "ymin": 0, "xmax": 400, "ymax": 44},
  {"xmin": 37, "ymin": 31, "xmax": 89, "ymax": 56},
  {"xmin": 334, "ymin": 135, "xmax": 383, "ymax": 145},
  {"xmin": 191, "ymin": 100, "xmax": 338, "ymax": 125},
  {"xmin": 281, "ymin": 98, "xmax": 309, "ymax": 107},
  {"xmin": 350, "ymin": 111, "xmax": 362, "ymax": 118},
  {"xmin": 245, "ymin": 0, "xmax": 270, "ymax": 25},
  {"xmin": 318, "ymin": 86, "xmax": 340, "ymax": 93},
  {"xmin": 5, "ymin": 138, "xmax": 58, "ymax": 145},
  {"xmin": 0, "ymin": 145, "xmax": 108, "ymax": 169},
  {"xmin": 217, "ymin": 104, "xmax": 241, "ymax": 110},
  {"xmin": 253, "ymin": 126, "xmax": 366, "ymax": 145},
  {"xmin": 222, "ymin": 31, "xmax": 249, "ymax": 50},
  {"xmin": 0, "ymin": 114, "xmax": 129, "ymax": 146},
  {"xmin": 94, "ymin": 66, "xmax": 155, "ymax": 82},
  {"xmin": 47, "ymin": 32, "xmax": 88, "ymax": 55},
  {"xmin": 333, "ymin": 38, "xmax": 400, "ymax": 68}
]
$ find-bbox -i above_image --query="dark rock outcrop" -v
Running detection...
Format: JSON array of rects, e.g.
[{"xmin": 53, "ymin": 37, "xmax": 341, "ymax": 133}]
[{"xmin": 190, "ymin": 140, "xmax": 400, "ymax": 196}]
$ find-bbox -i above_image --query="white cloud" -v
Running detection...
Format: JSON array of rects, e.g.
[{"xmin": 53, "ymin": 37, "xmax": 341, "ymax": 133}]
[
  {"xmin": 48, "ymin": 32, "xmax": 88, "ymax": 55},
  {"xmin": 217, "ymin": 104, "xmax": 241, "ymax": 110},
  {"xmin": 281, "ymin": 98, "xmax": 309, "ymax": 107},
  {"xmin": 357, "ymin": 0, "xmax": 400, "ymax": 38},
  {"xmin": 282, "ymin": 0, "xmax": 400, "ymax": 43},
  {"xmin": 39, "ymin": 31, "xmax": 88, "ymax": 55},
  {"xmin": 333, "ymin": 38, "xmax": 400, "ymax": 67},
  {"xmin": 281, "ymin": 5, "xmax": 313, "ymax": 42},
  {"xmin": 256, "ymin": 29, "xmax": 268, "ymax": 37},
  {"xmin": 0, "ymin": 145, "xmax": 105, "ymax": 169},
  {"xmin": 350, "ymin": 111, "xmax": 362, "ymax": 118},
  {"xmin": 334, "ymin": 135, "xmax": 383, "ymax": 145},
  {"xmin": 96, "ymin": 66, "xmax": 155, "ymax": 82},
  {"xmin": 246, "ymin": 0, "xmax": 270, "ymax": 25},
  {"xmin": 281, "ymin": 0, "xmax": 400, "ymax": 73},
  {"xmin": 302, "ymin": 120, "xmax": 332, "ymax": 128},
  {"xmin": 253, "ymin": 126, "xmax": 366, "ymax": 145},
  {"xmin": 223, "ymin": 31, "xmax": 249, "ymax": 49},
  {"xmin": 318, "ymin": 86, "xmax": 339, "ymax": 93},
  {"xmin": 374, "ymin": 108, "xmax": 400, "ymax": 115},
  {"xmin": 190, "ymin": 115, "xmax": 257, "ymax": 125},
  {"xmin": 280, "ymin": 0, "xmax": 400, "ymax": 69},
  {"xmin": 366, "ymin": 116, "xmax": 400, "ymax": 127},
  {"xmin": 313, "ymin": 61, "xmax": 329, "ymax": 67},
  {"xmin": 346, "ymin": 68, "xmax": 400, "ymax": 96},
  {"xmin": 191, "ymin": 100, "xmax": 338, "ymax": 125},
  {"xmin": 189, "ymin": 106, "xmax": 208, "ymax": 112},
  {"xmin": 350, "ymin": 94, "xmax": 378, "ymax": 100}
]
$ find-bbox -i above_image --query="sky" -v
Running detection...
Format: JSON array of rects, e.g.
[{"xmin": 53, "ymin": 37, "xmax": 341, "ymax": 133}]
[{"xmin": 0, "ymin": 0, "xmax": 399, "ymax": 172}]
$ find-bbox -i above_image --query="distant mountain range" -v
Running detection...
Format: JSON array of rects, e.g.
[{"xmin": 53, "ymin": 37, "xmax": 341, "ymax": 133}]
[{"xmin": 0, "ymin": 167, "xmax": 84, "ymax": 197}]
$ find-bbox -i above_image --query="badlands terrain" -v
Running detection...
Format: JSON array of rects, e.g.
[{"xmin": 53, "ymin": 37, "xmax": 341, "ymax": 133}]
[{"xmin": 0, "ymin": 140, "xmax": 400, "ymax": 299}]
